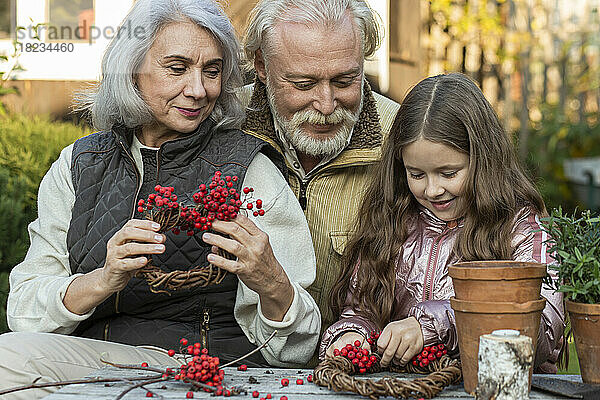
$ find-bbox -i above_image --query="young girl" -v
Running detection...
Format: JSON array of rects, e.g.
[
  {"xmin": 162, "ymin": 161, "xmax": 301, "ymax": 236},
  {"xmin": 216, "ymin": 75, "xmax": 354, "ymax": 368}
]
[{"xmin": 321, "ymin": 73, "xmax": 565, "ymax": 373}]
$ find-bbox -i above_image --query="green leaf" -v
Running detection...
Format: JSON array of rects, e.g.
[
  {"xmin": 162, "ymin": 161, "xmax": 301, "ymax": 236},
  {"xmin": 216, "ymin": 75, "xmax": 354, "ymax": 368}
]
[{"xmin": 540, "ymin": 208, "xmax": 600, "ymax": 304}]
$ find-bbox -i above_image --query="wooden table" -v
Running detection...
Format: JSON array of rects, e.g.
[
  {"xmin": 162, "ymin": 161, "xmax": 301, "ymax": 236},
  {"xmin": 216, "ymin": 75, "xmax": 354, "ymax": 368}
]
[{"xmin": 42, "ymin": 366, "xmax": 579, "ymax": 399}]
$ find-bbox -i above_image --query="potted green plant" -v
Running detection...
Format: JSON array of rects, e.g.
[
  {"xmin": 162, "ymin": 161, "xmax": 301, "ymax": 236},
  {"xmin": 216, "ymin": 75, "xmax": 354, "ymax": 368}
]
[{"xmin": 540, "ymin": 207, "xmax": 600, "ymax": 383}]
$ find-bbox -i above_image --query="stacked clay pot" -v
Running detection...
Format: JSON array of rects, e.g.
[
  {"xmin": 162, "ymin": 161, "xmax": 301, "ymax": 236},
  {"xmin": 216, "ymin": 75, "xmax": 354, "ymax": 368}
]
[
  {"xmin": 565, "ymin": 300, "xmax": 600, "ymax": 384},
  {"xmin": 449, "ymin": 261, "xmax": 547, "ymax": 394}
]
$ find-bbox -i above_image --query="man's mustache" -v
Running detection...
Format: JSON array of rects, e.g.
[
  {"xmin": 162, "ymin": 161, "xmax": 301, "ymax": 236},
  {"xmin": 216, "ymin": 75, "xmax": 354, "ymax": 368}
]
[{"xmin": 290, "ymin": 107, "xmax": 357, "ymax": 126}]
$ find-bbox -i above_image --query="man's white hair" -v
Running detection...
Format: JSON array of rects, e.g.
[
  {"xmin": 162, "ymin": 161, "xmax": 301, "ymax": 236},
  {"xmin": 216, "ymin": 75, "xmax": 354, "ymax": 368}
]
[{"xmin": 243, "ymin": 0, "xmax": 381, "ymax": 69}]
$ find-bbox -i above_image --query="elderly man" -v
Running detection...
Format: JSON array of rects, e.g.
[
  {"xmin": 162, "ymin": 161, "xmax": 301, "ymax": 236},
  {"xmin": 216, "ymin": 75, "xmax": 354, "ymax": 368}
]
[{"xmin": 239, "ymin": 0, "xmax": 400, "ymax": 345}]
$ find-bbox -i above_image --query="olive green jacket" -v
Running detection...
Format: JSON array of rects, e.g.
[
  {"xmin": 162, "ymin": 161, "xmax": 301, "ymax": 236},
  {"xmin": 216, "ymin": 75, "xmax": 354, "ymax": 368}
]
[{"xmin": 239, "ymin": 80, "xmax": 400, "ymax": 361}]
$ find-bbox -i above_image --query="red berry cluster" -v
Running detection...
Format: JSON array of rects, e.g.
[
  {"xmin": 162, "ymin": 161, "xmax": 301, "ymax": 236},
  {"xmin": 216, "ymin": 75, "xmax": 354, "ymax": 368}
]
[
  {"xmin": 136, "ymin": 171, "xmax": 265, "ymax": 236},
  {"xmin": 366, "ymin": 330, "xmax": 380, "ymax": 347},
  {"xmin": 332, "ymin": 339, "xmax": 379, "ymax": 374},
  {"xmin": 172, "ymin": 339, "xmax": 223, "ymax": 386},
  {"xmin": 411, "ymin": 344, "xmax": 448, "ymax": 368},
  {"xmin": 163, "ymin": 338, "xmax": 238, "ymax": 397},
  {"xmin": 137, "ymin": 186, "xmax": 180, "ymax": 214}
]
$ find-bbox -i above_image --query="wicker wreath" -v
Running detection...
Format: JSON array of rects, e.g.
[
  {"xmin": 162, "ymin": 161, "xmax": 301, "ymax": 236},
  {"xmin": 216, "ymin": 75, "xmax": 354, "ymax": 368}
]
[
  {"xmin": 134, "ymin": 201, "xmax": 234, "ymax": 294},
  {"xmin": 314, "ymin": 354, "xmax": 461, "ymax": 399},
  {"xmin": 132, "ymin": 175, "xmax": 265, "ymax": 294}
]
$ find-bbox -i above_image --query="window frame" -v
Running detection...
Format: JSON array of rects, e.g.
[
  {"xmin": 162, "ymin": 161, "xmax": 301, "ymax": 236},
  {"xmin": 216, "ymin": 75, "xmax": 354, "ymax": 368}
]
[
  {"xmin": 44, "ymin": 0, "xmax": 95, "ymax": 43},
  {"xmin": 0, "ymin": 0, "xmax": 17, "ymax": 40}
]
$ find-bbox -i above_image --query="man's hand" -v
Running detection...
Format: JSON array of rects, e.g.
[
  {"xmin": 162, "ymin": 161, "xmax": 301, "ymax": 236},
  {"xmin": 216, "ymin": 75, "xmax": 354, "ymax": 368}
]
[
  {"xmin": 377, "ymin": 317, "xmax": 424, "ymax": 367},
  {"xmin": 202, "ymin": 214, "xmax": 294, "ymax": 321}
]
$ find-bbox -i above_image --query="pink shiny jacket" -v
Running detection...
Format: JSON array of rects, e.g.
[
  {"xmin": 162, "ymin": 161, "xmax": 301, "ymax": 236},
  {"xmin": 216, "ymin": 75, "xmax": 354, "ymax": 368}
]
[{"xmin": 320, "ymin": 207, "xmax": 565, "ymax": 372}]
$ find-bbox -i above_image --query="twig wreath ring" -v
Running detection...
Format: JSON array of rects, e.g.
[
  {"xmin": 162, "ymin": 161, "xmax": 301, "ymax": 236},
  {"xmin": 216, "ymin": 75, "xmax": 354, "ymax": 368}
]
[{"xmin": 134, "ymin": 171, "xmax": 265, "ymax": 294}]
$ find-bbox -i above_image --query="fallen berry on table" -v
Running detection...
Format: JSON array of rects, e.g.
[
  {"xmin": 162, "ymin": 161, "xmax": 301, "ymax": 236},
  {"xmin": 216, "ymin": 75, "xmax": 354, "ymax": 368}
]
[
  {"xmin": 141, "ymin": 362, "xmax": 148, "ymax": 368},
  {"xmin": 238, "ymin": 364, "xmax": 248, "ymax": 371},
  {"xmin": 266, "ymin": 394, "xmax": 272, "ymax": 399},
  {"xmin": 296, "ymin": 378, "xmax": 303, "ymax": 385},
  {"xmin": 186, "ymin": 391, "xmax": 194, "ymax": 398},
  {"xmin": 306, "ymin": 374, "xmax": 313, "ymax": 382},
  {"xmin": 281, "ymin": 378, "xmax": 289, "ymax": 386},
  {"xmin": 145, "ymin": 393, "xmax": 153, "ymax": 398},
  {"xmin": 252, "ymin": 390, "xmax": 260, "ymax": 398},
  {"xmin": 280, "ymin": 397, "xmax": 288, "ymax": 400}
]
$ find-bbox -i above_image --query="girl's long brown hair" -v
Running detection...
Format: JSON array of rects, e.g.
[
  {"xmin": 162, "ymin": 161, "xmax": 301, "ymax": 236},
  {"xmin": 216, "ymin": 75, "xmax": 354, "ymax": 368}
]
[{"xmin": 330, "ymin": 73, "xmax": 546, "ymax": 329}]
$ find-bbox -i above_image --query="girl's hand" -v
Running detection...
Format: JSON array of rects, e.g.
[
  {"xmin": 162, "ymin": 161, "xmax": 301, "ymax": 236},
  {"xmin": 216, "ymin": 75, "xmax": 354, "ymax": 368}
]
[
  {"xmin": 326, "ymin": 331, "xmax": 370, "ymax": 357},
  {"xmin": 100, "ymin": 219, "xmax": 165, "ymax": 293},
  {"xmin": 377, "ymin": 317, "xmax": 424, "ymax": 367}
]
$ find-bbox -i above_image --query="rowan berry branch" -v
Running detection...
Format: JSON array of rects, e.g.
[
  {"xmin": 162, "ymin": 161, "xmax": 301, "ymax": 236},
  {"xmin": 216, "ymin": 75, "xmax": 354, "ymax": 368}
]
[
  {"xmin": 103, "ymin": 360, "xmax": 221, "ymax": 393},
  {"xmin": 1, "ymin": 330, "xmax": 278, "ymax": 397}
]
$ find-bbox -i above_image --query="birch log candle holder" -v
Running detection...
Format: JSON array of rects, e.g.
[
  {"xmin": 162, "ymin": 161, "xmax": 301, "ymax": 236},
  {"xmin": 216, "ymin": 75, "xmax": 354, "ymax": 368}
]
[{"xmin": 475, "ymin": 329, "xmax": 533, "ymax": 400}]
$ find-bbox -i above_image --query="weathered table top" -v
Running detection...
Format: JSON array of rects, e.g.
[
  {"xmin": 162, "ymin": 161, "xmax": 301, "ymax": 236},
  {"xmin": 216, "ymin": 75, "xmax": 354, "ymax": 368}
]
[{"xmin": 41, "ymin": 366, "xmax": 580, "ymax": 399}]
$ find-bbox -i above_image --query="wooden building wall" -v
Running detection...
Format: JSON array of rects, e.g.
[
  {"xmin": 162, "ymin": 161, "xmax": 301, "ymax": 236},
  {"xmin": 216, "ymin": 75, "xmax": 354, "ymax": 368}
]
[{"xmin": 2, "ymin": 0, "xmax": 422, "ymax": 118}]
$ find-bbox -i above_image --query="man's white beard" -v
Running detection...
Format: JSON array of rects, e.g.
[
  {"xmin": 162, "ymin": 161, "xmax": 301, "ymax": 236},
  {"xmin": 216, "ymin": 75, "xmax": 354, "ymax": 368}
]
[{"xmin": 266, "ymin": 78, "xmax": 363, "ymax": 158}]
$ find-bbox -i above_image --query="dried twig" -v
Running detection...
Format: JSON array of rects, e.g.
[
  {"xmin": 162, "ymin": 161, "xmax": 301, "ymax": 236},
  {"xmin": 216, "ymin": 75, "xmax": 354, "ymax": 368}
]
[
  {"xmin": 0, "ymin": 375, "xmax": 163, "ymax": 396},
  {"xmin": 220, "ymin": 330, "xmax": 278, "ymax": 369},
  {"xmin": 100, "ymin": 358, "xmax": 169, "ymax": 374},
  {"xmin": 116, "ymin": 376, "xmax": 168, "ymax": 400}
]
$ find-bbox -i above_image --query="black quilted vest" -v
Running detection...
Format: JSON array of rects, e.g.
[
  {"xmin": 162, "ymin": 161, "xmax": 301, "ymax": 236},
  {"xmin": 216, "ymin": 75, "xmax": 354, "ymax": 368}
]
[{"xmin": 67, "ymin": 120, "xmax": 279, "ymax": 366}]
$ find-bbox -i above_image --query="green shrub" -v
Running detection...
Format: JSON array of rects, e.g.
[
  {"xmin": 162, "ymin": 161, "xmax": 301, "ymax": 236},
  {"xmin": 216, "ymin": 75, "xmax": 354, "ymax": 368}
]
[
  {"xmin": 541, "ymin": 208, "xmax": 600, "ymax": 304},
  {"xmin": 527, "ymin": 105, "xmax": 600, "ymax": 213},
  {"xmin": 0, "ymin": 113, "xmax": 90, "ymax": 333}
]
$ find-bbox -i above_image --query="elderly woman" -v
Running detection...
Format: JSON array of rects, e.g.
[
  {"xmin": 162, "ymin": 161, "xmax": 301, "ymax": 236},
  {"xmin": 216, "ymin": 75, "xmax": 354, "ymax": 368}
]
[{"xmin": 0, "ymin": 0, "xmax": 320, "ymax": 397}]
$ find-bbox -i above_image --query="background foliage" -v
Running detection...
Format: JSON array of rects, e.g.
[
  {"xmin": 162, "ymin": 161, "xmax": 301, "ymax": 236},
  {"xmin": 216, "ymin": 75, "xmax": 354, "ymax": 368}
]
[
  {"xmin": 425, "ymin": 0, "xmax": 600, "ymax": 213},
  {"xmin": 0, "ymin": 113, "xmax": 89, "ymax": 334},
  {"xmin": 527, "ymin": 106, "xmax": 600, "ymax": 212}
]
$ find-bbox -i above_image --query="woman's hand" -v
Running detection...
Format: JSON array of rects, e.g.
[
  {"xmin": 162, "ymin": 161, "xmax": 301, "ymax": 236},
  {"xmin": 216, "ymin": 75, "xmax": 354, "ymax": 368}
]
[
  {"xmin": 326, "ymin": 331, "xmax": 370, "ymax": 357},
  {"xmin": 64, "ymin": 219, "xmax": 165, "ymax": 315},
  {"xmin": 377, "ymin": 317, "xmax": 424, "ymax": 367},
  {"xmin": 100, "ymin": 219, "xmax": 165, "ymax": 292},
  {"xmin": 202, "ymin": 214, "xmax": 294, "ymax": 321}
]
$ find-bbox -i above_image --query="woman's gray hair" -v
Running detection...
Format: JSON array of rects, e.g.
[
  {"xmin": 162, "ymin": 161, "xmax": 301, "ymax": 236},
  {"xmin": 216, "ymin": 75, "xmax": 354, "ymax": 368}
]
[
  {"xmin": 243, "ymin": 0, "xmax": 381, "ymax": 69},
  {"xmin": 76, "ymin": 0, "xmax": 244, "ymax": 132}
]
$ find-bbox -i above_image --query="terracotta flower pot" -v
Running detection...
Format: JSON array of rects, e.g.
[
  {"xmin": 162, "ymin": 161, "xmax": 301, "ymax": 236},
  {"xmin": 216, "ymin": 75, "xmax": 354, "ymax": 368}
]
[
  {"xmin": 449, "ymin": 261, "xmax": 546, "ymax": 303},
  {"xmin": 565, "ymin": 300, "xmax": 600, "ymax": 384},
  {"xmin": 450, "ymin": 297, "xmax": 546, "ymax": 394}
]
